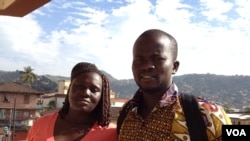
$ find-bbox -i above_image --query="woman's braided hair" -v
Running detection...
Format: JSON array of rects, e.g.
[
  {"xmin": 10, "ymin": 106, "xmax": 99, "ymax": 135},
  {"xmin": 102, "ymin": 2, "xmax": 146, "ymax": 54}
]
[{"xmin": 58, "ymin": 62, "xmax": 111, "ymax": 127}]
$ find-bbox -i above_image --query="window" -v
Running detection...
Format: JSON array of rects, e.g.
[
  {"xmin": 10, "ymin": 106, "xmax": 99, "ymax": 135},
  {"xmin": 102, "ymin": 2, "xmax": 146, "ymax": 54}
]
[
  {"xmin": 3, "ymin": 94, "xmax": 10, "ymax": 103},
  {"xmin": 37, "ymin": 99, "xmax": 43, "ymax": 105},
  {"xmin": 0, "ymin": 109, "xmax": 6, "ymax": 119},
  {"xmin": 36, "ymin": 95, "xmax": 42, "ymax": 105},
  {"xmin": 23, "ymin": 95, "xmax": 30, "ymax": 104},
  {"xmin": 64, "ymin": 85, "xmax": 69, "ymax": 90},
  {"xmin": 14, "ymin": 110, "xmax": 18, "ymax": 119},
  {"xmin": 23, "ymin": 111, "xmax": 29, "ymax": 118}
]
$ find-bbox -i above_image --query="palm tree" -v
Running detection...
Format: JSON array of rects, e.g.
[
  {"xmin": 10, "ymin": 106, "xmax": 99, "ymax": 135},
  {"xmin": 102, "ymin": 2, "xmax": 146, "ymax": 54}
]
[
  {"xmin": 222, "ymin": 104, "xmax": 231, "ymax": 113},
  {"xmin": 20, "ymin": 66, "xmax": 36, "ymax": 86}
]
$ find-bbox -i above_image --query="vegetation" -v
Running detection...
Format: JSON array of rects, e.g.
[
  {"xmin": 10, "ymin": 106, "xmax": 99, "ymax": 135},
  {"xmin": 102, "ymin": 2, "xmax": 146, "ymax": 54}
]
[
  {"xmin": 1, "ymin": 70, "xmax": 250, "ymax": 110},
  {"xmin": 20, "ymin": 66, "xmax": 36, "ymax": 86},
  {"xmin": 0, "ymin": 70, "xmax": 58, "ymax": 93},
  {"xmin": 48, "ymin": 100, "xmax": 56, "ymax": 110},
  {"xmin": 222, "ymin": 104, "xmax": 231, "ymax": 113},
  {"xmin": 244, "ymin": 107, "xmax": 250, "ymax": 113}
]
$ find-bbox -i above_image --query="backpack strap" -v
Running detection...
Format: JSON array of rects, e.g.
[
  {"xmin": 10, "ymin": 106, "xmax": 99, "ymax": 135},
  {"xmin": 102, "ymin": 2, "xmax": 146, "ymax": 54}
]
[{"xmin": 181, "ymin": 93, "xmax": 208, "ymax": 141}]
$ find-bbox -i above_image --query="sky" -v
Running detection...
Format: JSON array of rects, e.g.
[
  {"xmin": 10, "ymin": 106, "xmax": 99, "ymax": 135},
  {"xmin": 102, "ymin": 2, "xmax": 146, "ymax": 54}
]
[{"xmin": 0, "ymin": 0, "xmax": 249, "ymax": 80}]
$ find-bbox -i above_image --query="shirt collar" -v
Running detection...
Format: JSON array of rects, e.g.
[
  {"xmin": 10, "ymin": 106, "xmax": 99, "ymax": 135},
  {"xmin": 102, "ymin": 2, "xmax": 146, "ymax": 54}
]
[{"xmin": 158, "ymin": 83, "xmax": 179, "ymax": 107}]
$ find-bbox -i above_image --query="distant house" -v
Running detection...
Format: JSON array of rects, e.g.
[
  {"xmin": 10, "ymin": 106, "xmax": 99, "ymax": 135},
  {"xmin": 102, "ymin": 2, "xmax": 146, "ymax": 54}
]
[
  {"xmin": 0, "ymin": 82, "xmax": 43, "ymax": 130},
  {"xmin": 111, "ymin": 98, "xmax": 128, "ymax": 107},
  {"xmin": 110, "ymin": 98, "xmax": 128, "ymax": 122},
  {"xmin": 39, "ymin": 80, "xmax": 69, "ymax": 116},
  {"xmin": 58, "ymin": 80, "xmax": 70, "ymax": 94},
  {"xmin": 41, "ymin": 93, "xmax": 66, "ymax": 112},
  {"xmin": 228, "ymin": 112, "xmax": 250, "ymax": 125}
]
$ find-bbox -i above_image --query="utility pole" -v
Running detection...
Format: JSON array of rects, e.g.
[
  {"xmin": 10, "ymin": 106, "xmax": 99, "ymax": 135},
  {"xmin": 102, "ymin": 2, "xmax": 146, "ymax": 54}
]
[
  {"xmin": 10, "ymin": 98, "xmax": 16, "ymax": 141},
  {"xmin": 8, "ymin": 109, "xmax": 13, "ymax": 141}
]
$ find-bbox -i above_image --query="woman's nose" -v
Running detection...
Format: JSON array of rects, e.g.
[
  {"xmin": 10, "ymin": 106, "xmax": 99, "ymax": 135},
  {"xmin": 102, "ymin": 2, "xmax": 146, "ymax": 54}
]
[{"xmin": 82, "ymin": 89, "xmax": 91, "ymax": 96}]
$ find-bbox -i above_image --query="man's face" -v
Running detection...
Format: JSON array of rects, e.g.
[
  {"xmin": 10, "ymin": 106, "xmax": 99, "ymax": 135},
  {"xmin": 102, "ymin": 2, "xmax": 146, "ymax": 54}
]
[{"xmin": 132, "ymin": 34, "xmax": 178, "ymax": 93}]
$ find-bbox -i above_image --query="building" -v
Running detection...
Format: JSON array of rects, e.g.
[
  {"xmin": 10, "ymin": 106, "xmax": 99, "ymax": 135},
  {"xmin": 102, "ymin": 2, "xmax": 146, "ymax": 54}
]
[
  {"xmin": 0, "ymin": 0, "xmax": 52, "ymax": 139},
  {"xmin": 39, "ymin": 80, "xmax": 70, "ymax": 115},
  {"xmin": 58, "ymin": 80, "xmax": 70, "ymax": 94},
  {"xmin": 228, "ymin": 112, "xmax": 250, "ymax": 125},
  {"xmin": 41, "ymin": 93, "xmax": 66, "ymax": 112},
  {"xmin": 0, "ymin": 82, "xmax": 43, "ymax": 139}
]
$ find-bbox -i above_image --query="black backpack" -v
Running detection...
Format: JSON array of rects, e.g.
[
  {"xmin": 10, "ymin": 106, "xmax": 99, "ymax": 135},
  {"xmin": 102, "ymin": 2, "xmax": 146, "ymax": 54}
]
[
  {"xmin": 181, "ymin": 93, "xmax": 208, "ymax": 141},
  {"xmin": 117, "ymin": 93, "xmax": 208, "ymax": 141}
]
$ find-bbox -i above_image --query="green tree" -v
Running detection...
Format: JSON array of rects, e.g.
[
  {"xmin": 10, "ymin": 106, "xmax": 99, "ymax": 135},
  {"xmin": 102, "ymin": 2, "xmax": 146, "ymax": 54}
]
[
  {"xmin": 244, "ymin": 107, "xmax": 250, "ymax": 113},
  {"xmin": 47, "ymin": 100, "xmax": 56, "ymax": 110},
  {"xmin": 20, "ymin": 66, "xmax": 36, "ymax": 86},
  {"xmin": 222, "ymin": 104, "xmax": 231, "ymax": 113}
]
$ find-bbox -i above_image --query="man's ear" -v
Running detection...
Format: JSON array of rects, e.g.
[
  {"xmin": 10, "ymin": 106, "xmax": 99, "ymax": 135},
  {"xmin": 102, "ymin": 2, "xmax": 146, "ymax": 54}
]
[{"xmin": 172, "ymin": 60, "xmax": 180, "ymax": 75}]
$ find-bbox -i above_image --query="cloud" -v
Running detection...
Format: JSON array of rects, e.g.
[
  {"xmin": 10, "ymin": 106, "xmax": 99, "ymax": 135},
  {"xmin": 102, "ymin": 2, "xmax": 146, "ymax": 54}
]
[
  {"xmin": 200, "ymin": 0, "xmax": 234, "ymax": 21},
  {"xmin": 0, "ymin": 0, "xmax": 249, "ymax": 80}
]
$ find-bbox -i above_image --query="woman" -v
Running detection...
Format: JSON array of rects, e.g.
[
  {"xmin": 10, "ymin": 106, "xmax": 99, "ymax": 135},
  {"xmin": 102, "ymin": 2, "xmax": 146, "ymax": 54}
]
[{"xmin": 27, "ymin": 62, "xmax": 117, "ymax": 141}]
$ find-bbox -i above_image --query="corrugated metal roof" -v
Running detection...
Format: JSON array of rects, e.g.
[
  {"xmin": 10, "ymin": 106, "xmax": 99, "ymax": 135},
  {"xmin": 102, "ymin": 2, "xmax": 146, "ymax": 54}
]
[
  {"xmin": 42, "ymin": 93, "xmax": 66, "ymax": 98},
  {"xmin": 0, "ymin": 82, "xmax": 43, "ymax": 94},
  {"xmin": 228, "ymin": 113, "xmax": 250, "ymax": 120}
]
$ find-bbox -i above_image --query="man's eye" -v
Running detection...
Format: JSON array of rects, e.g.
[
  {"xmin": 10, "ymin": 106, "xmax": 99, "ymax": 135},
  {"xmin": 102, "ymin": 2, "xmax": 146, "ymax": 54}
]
[
  {"xmin": 154, "ymin": 57, "xmax": 165, "ymax": 61},
  {"xmin": 134, "ymin": 58, "xmax": 142, "ymax": 63}
]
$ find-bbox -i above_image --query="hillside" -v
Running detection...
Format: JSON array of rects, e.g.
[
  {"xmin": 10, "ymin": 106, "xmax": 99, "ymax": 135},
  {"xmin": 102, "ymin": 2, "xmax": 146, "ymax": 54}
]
[{"xmin": 1, "ymin": 70, "xmax": 250, "ymax": 110}]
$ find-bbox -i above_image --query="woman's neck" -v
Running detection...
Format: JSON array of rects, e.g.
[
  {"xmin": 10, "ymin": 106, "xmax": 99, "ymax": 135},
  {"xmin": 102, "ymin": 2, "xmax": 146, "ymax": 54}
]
[{"xmin": 64, "ymin": 110, "xmax": 96, "ymax": 124}]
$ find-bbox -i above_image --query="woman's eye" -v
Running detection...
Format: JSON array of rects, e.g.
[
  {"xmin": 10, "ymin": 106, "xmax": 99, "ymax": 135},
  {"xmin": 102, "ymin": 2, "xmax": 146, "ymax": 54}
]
[
  {"xmin": 73, "ymin": 84, "xmax": 82, "ymax": 90},
  {"xmin": 154, "ymin": 57, "xmax": 161, "ymax": 61},
  {"xmin": 90, "ymin": 88, "xmax": 99, "ymax": 93}
]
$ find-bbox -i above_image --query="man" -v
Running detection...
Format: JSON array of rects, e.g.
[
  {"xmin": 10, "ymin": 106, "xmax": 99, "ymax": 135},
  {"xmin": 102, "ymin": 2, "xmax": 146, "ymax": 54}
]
[{"xmin": 117, "ymin": 29, "xmax": 231, "ymax": 141}]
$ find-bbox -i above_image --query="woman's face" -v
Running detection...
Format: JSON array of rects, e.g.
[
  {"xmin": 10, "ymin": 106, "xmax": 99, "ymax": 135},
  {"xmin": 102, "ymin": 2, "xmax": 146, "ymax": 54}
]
[{"xmin": 68, "ymin": 72, "xmax": 102, "ymax": 113}]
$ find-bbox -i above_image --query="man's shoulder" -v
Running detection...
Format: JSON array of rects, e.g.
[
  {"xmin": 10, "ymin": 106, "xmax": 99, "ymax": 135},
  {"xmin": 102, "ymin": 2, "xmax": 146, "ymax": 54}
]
[
  {"xmin": 196, "ymin": 96, "xmax": 232, "ymax": 124},
  {"xmin": 179, "ymin": 93, "xmax": 224, "ymax": 112}
]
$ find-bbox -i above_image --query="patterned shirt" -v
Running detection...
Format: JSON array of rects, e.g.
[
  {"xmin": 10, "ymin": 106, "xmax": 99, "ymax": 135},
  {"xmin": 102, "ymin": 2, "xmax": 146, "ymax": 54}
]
[{"xmin": 118, "ymin": 84, "xmax": 232, "ymax": 141}]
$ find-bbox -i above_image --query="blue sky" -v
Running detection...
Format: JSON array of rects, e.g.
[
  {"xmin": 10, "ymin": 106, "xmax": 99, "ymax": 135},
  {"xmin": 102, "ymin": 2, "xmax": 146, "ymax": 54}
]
[{"xmin": 0, "ymin": 0, "xmax": 249, "ymax": 80}]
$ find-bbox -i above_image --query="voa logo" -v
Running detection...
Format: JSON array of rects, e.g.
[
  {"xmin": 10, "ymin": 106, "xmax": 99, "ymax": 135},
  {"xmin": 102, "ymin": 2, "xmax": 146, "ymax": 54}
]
[{"xmin": 226, "ymin": 129, "xmax": 246, "ymax": 136}]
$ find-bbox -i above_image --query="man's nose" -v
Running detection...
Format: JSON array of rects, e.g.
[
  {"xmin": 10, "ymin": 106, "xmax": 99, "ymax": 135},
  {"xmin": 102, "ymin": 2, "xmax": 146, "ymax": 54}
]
[{"xmin": 140, "ymin": 60, "xmax": 155, "ymax": 70}]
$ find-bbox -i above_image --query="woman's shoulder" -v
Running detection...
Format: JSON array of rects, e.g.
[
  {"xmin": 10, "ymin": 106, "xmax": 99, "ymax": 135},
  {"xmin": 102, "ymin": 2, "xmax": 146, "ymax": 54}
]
[
  {"xmin": 34, "ymin": 112, "xmax": 58, "ymax": 124},
  {"xmin": 84, "ymin": 122, "xmax": 117, "ymax": 141}
]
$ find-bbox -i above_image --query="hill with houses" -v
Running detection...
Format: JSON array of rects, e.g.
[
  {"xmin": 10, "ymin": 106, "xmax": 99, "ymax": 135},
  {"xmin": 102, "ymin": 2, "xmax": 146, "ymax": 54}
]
[{"xmin": 1, "ymin": 70, "xmax": 250, "ymax": 110}]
